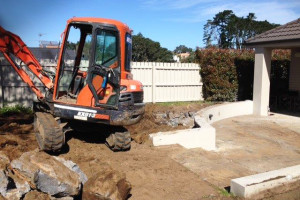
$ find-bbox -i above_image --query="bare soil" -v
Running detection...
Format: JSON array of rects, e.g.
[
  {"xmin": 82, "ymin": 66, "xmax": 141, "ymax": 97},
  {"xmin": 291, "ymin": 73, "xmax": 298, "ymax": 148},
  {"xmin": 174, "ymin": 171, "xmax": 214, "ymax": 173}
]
[
  {"xmin": 0, "ymin": 104, "xmax": 299, "ymax": 200},
  {"xmin": 127, "ymin": 103, "xmax": 211, "ymax": 144},
  {"xmin": 0, "ymin": 114, "xmax": 37, "ymax": 160},
  {"xmin": 0, "ymin": 103, "xmax": 226, "ymax": 200}
]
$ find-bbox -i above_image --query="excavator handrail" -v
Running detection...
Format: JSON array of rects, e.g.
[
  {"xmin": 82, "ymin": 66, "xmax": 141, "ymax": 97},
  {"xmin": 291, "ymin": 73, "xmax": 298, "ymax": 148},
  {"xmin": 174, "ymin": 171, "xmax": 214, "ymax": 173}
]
[{"xmin": 0, "ymin": 26, "xmax": 54, "ymax": 100}]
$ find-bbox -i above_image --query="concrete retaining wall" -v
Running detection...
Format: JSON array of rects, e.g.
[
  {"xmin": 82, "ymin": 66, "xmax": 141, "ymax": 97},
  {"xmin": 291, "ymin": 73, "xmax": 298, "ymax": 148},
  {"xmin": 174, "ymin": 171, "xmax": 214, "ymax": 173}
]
[
  {"xmin": 150, "ymin": 101, "xmax": 255, "ymax": 151},
  {"xmin": 198, "ymin": 100, "xmax": 253, "ymax": 124},
  {"xmin": 231, "ymin": 164, "xmax": 300, "ymax": 198}
]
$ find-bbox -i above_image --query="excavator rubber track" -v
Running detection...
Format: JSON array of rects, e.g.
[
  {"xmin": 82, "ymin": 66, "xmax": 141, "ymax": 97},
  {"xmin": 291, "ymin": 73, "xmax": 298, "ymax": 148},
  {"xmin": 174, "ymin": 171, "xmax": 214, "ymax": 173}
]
[
  {"xmin": 106, "ymin": 131, "xmax": 131, "ymax": 151},
  {"xmin": 34, "ymin": 112, "xmax": 65, "ymax": 152}
]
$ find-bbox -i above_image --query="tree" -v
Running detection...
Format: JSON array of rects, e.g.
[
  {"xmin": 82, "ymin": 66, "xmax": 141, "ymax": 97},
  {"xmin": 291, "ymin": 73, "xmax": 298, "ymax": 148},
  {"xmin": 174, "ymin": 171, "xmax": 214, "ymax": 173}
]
[
  {"xmin": 203, "ymin": 10, "xmax": 280, "ymax": 49},
  {"xmin": 174, "ymin": 45, "xmax": 193, "ymax": 54},
  {"xmin": 132, "ymin": 33, "xmax": 174, "ymax": 62}
]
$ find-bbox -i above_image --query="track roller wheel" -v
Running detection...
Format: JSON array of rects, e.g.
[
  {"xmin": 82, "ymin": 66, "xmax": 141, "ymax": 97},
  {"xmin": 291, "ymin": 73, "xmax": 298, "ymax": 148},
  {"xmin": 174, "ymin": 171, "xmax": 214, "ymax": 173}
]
[{"xmin": 106, "ymin": 131, "xmax": 131, "ymax": 152}]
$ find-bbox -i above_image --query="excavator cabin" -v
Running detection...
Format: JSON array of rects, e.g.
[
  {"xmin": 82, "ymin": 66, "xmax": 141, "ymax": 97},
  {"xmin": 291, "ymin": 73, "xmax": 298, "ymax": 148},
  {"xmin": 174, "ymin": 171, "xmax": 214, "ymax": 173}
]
[
  {"xmin": 0, "ymin": 17, "xmax": 145, "ymax": 152},
  {"xmin": 52, "ymin": 18, "xmax": 144, "ymax": 125}
]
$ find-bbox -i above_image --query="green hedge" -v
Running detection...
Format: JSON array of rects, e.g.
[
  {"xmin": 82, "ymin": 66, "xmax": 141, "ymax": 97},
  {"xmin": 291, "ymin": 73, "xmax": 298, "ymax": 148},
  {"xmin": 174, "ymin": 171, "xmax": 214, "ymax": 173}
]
[{"xmin": 196, "ymin": 48, "xmax": 290, "ymax": 102}]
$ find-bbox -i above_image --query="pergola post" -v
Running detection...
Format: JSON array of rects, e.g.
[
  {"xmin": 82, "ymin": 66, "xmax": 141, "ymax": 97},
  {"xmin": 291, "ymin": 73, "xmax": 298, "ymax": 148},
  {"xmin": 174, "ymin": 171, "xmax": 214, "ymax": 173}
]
[{"xmin": 253, "ymin": 47, "xmax": 272, "ymax": 116}]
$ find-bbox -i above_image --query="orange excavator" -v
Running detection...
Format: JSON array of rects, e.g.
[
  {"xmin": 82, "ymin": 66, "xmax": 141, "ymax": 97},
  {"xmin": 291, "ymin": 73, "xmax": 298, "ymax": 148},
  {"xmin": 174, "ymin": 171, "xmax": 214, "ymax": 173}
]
[{"xmin": 0, "ymin": 17, "xmax": 145, "ymax": 152}]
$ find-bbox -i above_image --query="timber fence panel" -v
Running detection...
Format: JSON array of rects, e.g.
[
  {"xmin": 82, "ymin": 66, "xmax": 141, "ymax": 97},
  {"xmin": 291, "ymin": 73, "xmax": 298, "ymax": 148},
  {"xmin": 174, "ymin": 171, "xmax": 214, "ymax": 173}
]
[
  {"xmin": 0, "ymin": 57, "xmax": 56, "ymax": 107},
  {"xmin": 131, "ymin": 62, "xmax": 203, "ymax": 103}
]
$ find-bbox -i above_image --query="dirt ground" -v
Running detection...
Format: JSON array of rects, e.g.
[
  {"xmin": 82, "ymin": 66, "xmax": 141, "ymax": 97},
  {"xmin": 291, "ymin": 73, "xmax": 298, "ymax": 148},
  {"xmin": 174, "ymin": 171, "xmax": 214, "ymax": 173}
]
[
  {"xmin": 127, "ymin": 102, "xmax": 212, "ymax": 144},
  {"xmin": 0, "ymin": 103, "xmax": 300, "ymax": 199},
  {"xmin": 0, "ymin": 114, "xmax": 36, "ymax": 160}
]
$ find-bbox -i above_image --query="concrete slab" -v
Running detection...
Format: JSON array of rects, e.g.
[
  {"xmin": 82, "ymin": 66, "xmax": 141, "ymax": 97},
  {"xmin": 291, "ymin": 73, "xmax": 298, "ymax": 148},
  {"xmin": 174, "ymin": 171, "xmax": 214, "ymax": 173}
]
[
  {"xmin": 149, "ymin": 127, "xmax": 215, "ymax": 150},
  {"xmin": 231, "ymin": 165, "xmax": 300, "ymax": 199},
  {"xmin": 171, "ymin": 114, "xmax": 300, "ymax": 190},
  {"xmin": 149, "ymin": 114, "xmax": 216, "ymax": 150}
]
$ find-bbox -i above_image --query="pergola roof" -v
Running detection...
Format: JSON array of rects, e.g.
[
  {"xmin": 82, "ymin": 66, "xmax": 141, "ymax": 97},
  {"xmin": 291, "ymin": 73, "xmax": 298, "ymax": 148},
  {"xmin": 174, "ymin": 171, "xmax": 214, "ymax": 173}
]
[{"xmin": 246, "ymin": 18, "xmax": 300, "ymax": 46}]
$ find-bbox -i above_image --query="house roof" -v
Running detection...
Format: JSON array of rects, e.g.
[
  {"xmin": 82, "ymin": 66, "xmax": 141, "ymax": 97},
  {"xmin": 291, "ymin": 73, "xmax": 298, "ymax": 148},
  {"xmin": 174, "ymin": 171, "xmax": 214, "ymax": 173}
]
[
  {"xmin": 39, "ymin": 41, "xmax": 59, "ymax": 47},
  {"xmin": 245, "ymin": 18, "xmax": 300, "ymax": 45}
]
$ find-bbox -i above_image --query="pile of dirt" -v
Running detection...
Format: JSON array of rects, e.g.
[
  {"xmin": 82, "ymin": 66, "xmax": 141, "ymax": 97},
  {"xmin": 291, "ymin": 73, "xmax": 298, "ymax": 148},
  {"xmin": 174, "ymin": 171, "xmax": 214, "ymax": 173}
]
[
  {"xmin": 0, "ymin": 114, "xmax": 36, "ymax": 160},
  {"xmin": 126, "ymin": 102, "xmax": 212, "ymax": 143}
]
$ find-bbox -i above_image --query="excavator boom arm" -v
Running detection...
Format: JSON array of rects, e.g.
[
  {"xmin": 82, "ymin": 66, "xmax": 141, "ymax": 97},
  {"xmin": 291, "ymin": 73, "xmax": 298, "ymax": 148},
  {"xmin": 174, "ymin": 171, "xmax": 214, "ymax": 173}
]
[{"xmin": 0, "ymin": 26, "xmax": 54, "ymax": 100}]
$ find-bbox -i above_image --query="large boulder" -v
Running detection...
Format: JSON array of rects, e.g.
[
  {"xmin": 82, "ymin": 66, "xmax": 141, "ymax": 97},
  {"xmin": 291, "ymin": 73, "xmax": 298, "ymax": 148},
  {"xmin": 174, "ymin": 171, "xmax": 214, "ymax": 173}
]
[
  {"xmin": 53, "ymin": 157, "xmax": 88, "ymax": 184},
  {"xmin": 0, "ymin": 152, "xmax": 10, "ymax": 198},
  {"xmin": 4, "ymin": 175, "xmax": 31, "ymax": 200},
  {"xmin": 10, "ymin": 150, "xmax": 82, "ymax": 197},
  {"xmin": 0, "ymin": 152, "xmax": 10, "ymax": 170},
  {"xmin": 82, "ymin": 167, "xmax": 131, "ymax": 200},
  {"xmin": 0, "ymin": 151, "xmax": 30, "ymax": 200},
  {"xmin": 0, "ymin": 170, "xmax": 8, "ymax": 197},
  {"xmin": 23, "ymin": 190, "xmax": 50, "ymax": 200}
]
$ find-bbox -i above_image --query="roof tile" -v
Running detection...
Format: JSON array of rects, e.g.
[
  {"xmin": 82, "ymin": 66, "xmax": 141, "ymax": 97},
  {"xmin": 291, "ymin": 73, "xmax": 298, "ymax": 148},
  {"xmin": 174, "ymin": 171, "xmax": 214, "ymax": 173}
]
[{"xmin": 246, "ymin": 18, "xmax": 300, "ymax": 44}]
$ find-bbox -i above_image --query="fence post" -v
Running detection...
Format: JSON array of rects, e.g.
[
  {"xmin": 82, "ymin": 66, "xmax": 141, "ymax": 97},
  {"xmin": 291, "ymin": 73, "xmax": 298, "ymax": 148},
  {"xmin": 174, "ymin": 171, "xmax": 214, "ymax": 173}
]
[{"xmin": 152, "ymin": 62, "xmax": 156, "ymax": 103}]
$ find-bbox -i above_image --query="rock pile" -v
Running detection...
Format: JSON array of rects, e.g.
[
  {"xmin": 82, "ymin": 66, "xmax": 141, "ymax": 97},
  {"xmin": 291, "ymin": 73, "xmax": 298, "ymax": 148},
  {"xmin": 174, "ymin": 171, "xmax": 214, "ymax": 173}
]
[
  {"xmin": 0, "ymin": 150, "xmax": 131, "ymax": 200},
  {"xmin": 153, "ymin": 111, "xmax": 195, "ymax": 128}
]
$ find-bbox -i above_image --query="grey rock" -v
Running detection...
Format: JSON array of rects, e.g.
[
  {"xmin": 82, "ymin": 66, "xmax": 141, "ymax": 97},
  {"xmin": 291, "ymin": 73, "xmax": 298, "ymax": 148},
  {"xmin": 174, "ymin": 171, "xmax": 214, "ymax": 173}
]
[
  {"xmin": 0, "ymin": 171, "xmax": 8, "ymax": 197},
  {"xmin": 153, "ymin": 111, "xmax": 195, "ymax": 128},
  {"xmin": 1, "ymin": 171, "xmax": 30, "ymax": 200},
  {"xmin": 153, "ymin": 113, "xmax": 167, "ymax": 119},
  {"xmin": 168, "ymin": 112, "xmax": 181, "ymax": 119},
  {"xmin": 168, "ymin": 112, "xmax": 175, "ymax": 119},
  {"xmin": 10, "ymin": 150, "xmax": 81, "ymax": 197},
  {"xmin": 188, "ymin": 111, "xmax": 195, "ymax": 117},
  {"xmin": 184, "ymin": 112, "xmax": 189, "ymax": 118},
  {"xmin": 153, "ymin": 113, "xmax": 169, "ymax": 125},
  {"xmin": 34, "ymin": 170, "xmax": 77, "ymax": 197},
  {"xmin": 178, "ymin": 117, "xmax": 195, "ymax": 128},
  {"xmin": 53, "ymin": 157, "xmax": 88, "ymax": 184},
  {"xmin": 168, "ymin": 118, "xmax": 179, "ymax": 127}
]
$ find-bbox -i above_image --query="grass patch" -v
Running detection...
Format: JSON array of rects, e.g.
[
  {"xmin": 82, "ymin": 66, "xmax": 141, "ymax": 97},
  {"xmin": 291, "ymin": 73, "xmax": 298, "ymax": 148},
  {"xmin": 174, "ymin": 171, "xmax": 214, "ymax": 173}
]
[
  {"xmin": 217, "ymin": 188, "xmax": 236, "ymax": 198},
  {"xmin": 0, "ymin": 105, "xmax": 33, "ymax": 116}
]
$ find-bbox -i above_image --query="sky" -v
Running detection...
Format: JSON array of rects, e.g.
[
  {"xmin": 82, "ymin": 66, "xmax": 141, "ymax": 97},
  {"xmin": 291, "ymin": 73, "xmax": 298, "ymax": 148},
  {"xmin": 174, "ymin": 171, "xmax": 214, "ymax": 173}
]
[{"xmin": 0, "ymin": 0, "xmax": 299, "ymax": 51}]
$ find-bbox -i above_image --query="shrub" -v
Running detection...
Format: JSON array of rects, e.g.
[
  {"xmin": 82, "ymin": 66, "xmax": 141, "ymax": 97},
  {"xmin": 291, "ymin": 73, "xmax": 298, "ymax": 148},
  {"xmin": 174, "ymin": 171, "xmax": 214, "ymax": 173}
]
[
  {"xmin": 196, "ymin": 48, "xmax": 290, "ymax": 102},
  {"xmin": 0, "ymin": 105, "xmax": 32, "ymax": 116},
  {"xmin": 197, "ymin": 48, "xmax": 238, "ymax": 101}
]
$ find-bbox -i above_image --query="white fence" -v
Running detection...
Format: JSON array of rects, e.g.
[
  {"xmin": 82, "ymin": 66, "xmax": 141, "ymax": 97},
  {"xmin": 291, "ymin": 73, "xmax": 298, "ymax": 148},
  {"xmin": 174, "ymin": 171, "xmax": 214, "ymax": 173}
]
[
  {"xmin": 0, "ymin": 60, "xmax": 203, "ymax": 107},
  {"xmin": 132, "ymin": 62, "xmax": 203, "ymax": 103}
]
